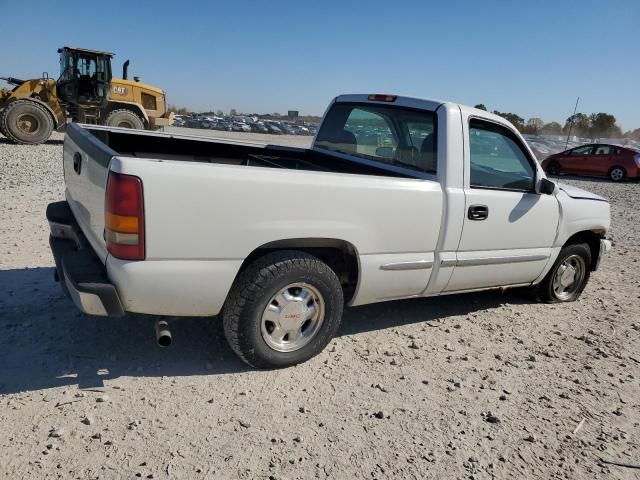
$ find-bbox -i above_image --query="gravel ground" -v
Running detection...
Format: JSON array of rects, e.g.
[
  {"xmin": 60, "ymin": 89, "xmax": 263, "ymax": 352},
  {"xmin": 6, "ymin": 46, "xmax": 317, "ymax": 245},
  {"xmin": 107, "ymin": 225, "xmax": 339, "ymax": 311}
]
[{"xmin": 0, "ymin": 130, "xmax": 638, "ymax": 480}]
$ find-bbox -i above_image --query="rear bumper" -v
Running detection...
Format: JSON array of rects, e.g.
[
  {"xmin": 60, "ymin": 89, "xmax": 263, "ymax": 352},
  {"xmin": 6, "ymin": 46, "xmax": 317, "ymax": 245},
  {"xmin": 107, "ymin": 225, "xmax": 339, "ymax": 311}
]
[{"xmin": 47, "ymin": 201, "xmax": 125, "ymax": 317}]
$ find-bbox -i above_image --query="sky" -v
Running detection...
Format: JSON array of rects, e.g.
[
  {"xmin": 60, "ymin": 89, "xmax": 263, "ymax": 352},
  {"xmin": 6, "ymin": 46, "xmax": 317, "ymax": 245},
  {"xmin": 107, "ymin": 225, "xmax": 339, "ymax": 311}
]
[{"xmin": 1, "ymin": 0, "xmax": 638, "ymax": 130}]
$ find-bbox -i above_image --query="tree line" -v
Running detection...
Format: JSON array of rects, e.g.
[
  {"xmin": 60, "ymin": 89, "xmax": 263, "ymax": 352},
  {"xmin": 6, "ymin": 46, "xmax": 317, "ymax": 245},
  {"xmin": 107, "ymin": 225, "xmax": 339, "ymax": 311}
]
[{"xmin": 474, "ymin": 104, "xmax": 638, "ymax": 141}]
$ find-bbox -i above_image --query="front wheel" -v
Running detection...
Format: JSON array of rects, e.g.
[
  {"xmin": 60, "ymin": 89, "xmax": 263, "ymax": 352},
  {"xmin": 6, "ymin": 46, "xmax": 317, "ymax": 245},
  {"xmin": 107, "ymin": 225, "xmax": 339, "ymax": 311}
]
[
  {"xmin": 531, "ymin": 243, "xmax": 591, "ymax": 303},
  {"xmin": 104, "ymin": 109, "xmax": 144, "ymax": 129},
  {"xmin": 222, "ymin": 251, "xmax": 344, "ymax": 368}
]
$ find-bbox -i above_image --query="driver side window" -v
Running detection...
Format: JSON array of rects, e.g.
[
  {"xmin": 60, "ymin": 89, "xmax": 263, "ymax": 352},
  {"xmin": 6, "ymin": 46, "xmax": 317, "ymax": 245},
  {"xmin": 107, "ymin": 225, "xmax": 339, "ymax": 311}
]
[{"xmin": 469, "ymin": 119, "xmax": 535, "ymax": 191}]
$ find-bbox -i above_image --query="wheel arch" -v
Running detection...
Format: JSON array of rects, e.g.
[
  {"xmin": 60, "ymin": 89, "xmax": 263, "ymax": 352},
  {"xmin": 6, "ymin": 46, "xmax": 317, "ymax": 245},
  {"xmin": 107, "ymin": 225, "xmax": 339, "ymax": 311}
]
[
  {"xmin": 563, "ymin": 230, "xmax": 605, "ymax": 271},
  {"xmin": 236, "ymin": 238, "xmax": 361, "ymax": 303}
]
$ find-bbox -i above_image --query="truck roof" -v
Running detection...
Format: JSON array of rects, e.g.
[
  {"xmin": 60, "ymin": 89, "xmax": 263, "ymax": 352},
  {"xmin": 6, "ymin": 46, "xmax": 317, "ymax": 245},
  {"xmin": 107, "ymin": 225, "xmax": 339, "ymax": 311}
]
[{"xmin": 333, "ymin": 93, "xmax": 515, "ymax": 131}]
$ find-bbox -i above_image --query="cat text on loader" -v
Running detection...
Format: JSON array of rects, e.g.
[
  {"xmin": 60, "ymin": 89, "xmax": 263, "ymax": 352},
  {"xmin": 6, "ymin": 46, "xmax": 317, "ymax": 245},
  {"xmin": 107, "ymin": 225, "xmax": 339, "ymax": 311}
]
[{"xmin": 0, "ymin": 47, "xmax": 174, "ymax": 144}]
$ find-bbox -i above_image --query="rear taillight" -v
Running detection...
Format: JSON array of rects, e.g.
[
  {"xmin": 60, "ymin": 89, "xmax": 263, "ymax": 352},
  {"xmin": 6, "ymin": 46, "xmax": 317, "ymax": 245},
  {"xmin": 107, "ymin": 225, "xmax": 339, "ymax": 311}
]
[
  {"xmin": 634, "ymin": 154, "xmax": 640, "ymax": 168},
  {"xmin": 105, "ymin": 172, "xmax": 145, "ymax": 260}
]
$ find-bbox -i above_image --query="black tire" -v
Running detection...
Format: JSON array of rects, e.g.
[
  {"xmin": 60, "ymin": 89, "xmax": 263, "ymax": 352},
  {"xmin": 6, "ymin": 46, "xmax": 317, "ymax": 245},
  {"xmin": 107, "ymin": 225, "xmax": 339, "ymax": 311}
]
[
  {"xmin": 0, "ymin": 100, "xmax": 54, "ymax": 145},
  {"xmin": 608, "ymin": 166, "xmax": 626, "ymax": 182},
  {"xmin": 222, "ymin": 250, "xmax": 344, "ymax": 369},
  {"xmin": 0, "ymin": 108, "xmax": 8, "ymax": 138},
  {"xmin": 530, "ymin": 243, "xmax": 591, "ymax": 303},
  {"xmin": 104, "ymin": 109, "xmax": 144, "ymax": 129},
  {"xmin": 546, "ymin": 161, "xmax": 561, "ymax": 176}
]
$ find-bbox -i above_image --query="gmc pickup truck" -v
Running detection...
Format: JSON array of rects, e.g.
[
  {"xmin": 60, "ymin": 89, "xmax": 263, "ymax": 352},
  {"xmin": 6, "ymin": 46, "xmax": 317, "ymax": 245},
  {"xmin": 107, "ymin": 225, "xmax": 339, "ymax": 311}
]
[{"xmin": 47, "ymin": 94, "xmax": 611, "ymax": 368}]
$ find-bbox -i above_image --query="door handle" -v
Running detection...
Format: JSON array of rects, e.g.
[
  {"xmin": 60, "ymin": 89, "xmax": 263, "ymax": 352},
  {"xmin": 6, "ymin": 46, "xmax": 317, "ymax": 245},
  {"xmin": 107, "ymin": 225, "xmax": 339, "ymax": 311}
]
[
  {"xmin": 468, "ymin": 204, "xmax": 489, "ymax": 220},
  {"xmin": 73, "ymin": 152, "xmax": 82, "ymax": 174}
]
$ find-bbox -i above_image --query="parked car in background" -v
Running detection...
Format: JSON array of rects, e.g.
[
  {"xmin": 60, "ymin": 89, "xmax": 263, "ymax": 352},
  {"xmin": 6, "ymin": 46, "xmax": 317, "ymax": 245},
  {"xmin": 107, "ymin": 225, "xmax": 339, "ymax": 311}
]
[
  {"xmin": 542, "ymin": 144, "xmax": 640, "ymax": 181},
  {"xmin": 250, "ymin": 122, "xmax": 269, "ymax": 133},
  {"xmin": 289, "ymin": 125, "xmax": 310, "ymax": 135},
  {"xmin": 200, "ymin": 118, "xmax": 216, "ymax": 129},
  {"xmin": 213, "ymin": 121, "xmax": 232, "ymax": 131},
  {"xmin": 184, "ymin": 118, "xmax": 201, "ymax": 128},
  {"xmin": 278, "ymin": 123, "xmax": 293, "ymax": 135},
  {"xmin": 265, "ymin": 123, "xmax": 283, "ymax": 135},
  {"xmin": 232, "ymin": 122, "xmax": 251, "ymax": 132}
]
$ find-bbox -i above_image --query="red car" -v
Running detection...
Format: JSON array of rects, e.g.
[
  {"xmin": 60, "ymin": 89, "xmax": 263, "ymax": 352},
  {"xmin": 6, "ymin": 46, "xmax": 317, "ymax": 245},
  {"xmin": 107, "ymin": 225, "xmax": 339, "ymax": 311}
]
[{"xmin": 542, "ymin": 144, "xmax": 640, "ymax": 182}]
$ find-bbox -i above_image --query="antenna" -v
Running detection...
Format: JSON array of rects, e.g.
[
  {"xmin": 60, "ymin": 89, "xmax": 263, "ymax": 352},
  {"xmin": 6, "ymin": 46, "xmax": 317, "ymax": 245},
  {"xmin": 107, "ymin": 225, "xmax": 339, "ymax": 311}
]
[{"xmin": 564, "ymin": 96, "xmax": 580, "ymax": 151}]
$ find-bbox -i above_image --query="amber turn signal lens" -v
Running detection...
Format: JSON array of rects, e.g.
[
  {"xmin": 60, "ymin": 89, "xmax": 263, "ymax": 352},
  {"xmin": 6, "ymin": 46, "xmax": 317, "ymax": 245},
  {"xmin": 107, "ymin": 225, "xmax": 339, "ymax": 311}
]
[{"xmin": 105, "ymin": 212, "xmax": 139, "ymax": 233}]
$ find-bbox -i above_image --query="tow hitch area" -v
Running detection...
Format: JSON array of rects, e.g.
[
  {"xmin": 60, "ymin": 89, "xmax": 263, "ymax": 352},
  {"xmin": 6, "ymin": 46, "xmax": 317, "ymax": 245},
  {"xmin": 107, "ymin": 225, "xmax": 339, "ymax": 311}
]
[{"xmin": 47, "ymin": 201, "xmax": 125, "ymax": 317}]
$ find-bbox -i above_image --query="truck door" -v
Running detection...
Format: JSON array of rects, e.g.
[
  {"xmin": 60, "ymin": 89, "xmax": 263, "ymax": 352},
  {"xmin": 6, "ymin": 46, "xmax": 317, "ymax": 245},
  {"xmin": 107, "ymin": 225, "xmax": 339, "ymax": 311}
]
[{"xmin": 444, "ymin": 116, "xmax": 560, "ymax": 292}]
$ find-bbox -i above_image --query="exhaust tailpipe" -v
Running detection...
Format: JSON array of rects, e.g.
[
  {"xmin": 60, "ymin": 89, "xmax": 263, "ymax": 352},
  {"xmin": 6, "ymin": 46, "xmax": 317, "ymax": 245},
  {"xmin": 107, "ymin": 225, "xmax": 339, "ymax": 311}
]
[
  {"xmin": 155, "ymin": 320, "xmax": 172, "ymax": 347},
  {"xmin": 122, "ymin": 60, "xmax": 130, "ymax": 80}
]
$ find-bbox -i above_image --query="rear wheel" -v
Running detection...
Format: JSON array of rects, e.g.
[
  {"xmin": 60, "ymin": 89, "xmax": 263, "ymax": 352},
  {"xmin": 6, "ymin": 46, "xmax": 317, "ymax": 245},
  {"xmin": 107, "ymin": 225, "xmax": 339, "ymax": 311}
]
[
  {"xmin": 608, "ymin": 166, "xmax": 626, "ymax": 182},
  {"xmin": 530, "ymin": 243, "xmax": 591, "ymax": 303},
  {"xmin": 0, "ymin": 100, "xmax": 54, "ymax": 145},
  {"xmin": 222, "ymin": 250, "xmax": 344, "ymax": 368},
  {"xmin": 546, "ymin": 161, "xmax": 561, "ymax": 176},
  {"xmin": 104, "ymin": 109, "xmax": 144, "ymax": 129}
]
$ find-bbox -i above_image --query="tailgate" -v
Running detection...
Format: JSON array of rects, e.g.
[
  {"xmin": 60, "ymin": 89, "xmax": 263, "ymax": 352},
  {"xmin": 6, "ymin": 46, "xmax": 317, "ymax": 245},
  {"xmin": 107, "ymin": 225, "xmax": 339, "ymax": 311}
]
[{"xmin": 63, "ymin": 124, "xmax": 118, "ymax": 263}]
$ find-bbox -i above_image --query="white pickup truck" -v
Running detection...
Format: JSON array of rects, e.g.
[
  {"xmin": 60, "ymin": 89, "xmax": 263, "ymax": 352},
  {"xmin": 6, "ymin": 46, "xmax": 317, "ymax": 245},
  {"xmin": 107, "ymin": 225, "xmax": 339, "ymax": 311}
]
[{"xmin": 47, "ymin": 94, "xmax": 611, "ymax": 368}]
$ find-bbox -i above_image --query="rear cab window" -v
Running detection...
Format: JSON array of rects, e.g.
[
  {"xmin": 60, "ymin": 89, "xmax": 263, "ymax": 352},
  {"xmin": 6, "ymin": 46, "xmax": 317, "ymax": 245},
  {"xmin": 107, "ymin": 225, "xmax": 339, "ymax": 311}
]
[{"xmin": 315, "ymin": 102, "xmax": 437, "ymax": 174}]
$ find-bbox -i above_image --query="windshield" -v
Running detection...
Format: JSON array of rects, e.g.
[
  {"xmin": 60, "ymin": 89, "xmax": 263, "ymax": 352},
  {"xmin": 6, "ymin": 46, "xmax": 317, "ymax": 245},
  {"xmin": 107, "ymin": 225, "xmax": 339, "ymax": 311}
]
[
  {"xmin": 315, "ymin": 102, "xmax": 437, "ymax": 174},
  {"xmin": 58, "ymin": 51, "xmax": 74, "ymax": 83}
]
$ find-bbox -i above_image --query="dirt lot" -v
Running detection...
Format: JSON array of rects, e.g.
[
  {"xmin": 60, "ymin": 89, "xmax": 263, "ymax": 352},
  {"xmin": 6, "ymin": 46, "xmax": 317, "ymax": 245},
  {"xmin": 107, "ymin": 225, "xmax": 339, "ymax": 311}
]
[{"xmin": 0, "ymin": 130, "xmax": 638, "ymax": 480}]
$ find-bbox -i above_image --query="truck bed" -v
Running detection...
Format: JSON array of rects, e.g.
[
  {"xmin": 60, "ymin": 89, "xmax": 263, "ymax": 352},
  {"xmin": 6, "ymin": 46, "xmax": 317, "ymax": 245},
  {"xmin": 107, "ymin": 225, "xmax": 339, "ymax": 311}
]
[
  {"xmin": 84, "ymin": 125, "xmax": 414, "ymax": 178},
  {"xmin": 62, "ymin": 123, "xmax": 443, "ymax": 316}
]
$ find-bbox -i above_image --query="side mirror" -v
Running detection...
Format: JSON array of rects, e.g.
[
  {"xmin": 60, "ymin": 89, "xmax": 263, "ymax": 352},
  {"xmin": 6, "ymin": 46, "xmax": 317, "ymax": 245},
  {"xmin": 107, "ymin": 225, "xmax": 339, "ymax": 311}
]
[
  {"xmin": 375, "ymin": 146, "xmax": 394, "ymax": 158},
  {"xmin": 539, "ymin": 177, "xmax": 556, "ymax": 195}
]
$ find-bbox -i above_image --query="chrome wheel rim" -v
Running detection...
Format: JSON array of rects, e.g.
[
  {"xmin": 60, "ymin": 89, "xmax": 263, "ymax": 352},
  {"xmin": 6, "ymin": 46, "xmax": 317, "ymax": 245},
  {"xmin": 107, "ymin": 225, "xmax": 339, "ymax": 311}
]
[
  {"xmin": 261, "ymin": 283, "xmax": 325, "ymax": 353},
  {"xmin": 611, "ymin": 168, "xmax": 624, "ymax": 181},
  {"xmin": 552, "ymin": 254, "xmax": 586, "ymax": 300}
]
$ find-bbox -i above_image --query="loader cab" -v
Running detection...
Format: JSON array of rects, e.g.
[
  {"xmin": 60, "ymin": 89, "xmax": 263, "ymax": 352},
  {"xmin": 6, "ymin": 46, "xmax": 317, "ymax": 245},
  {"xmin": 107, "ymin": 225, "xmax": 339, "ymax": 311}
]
[{"xmin": 57, "ymin": 47, "xmax": 112, "ymax": 106}]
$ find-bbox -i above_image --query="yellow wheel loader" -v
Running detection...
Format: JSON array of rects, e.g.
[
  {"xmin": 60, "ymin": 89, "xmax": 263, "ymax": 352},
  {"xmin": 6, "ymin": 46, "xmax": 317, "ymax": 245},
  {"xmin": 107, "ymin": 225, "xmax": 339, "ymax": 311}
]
[{"xmin": 0, "ymin": 47, "xmax": 174, "ymax": 144}]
